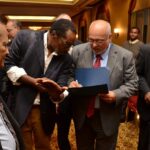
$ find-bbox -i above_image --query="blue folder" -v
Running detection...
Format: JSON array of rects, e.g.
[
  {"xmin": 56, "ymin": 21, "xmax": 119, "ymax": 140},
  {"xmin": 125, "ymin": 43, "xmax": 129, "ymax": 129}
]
[
  {"xmin": 69, "ymin": 67, "xmax": 109, "ymax": 96},
  {"xmin": 75, "ymin": 67, "xmax": 109, "ymax": 87}
]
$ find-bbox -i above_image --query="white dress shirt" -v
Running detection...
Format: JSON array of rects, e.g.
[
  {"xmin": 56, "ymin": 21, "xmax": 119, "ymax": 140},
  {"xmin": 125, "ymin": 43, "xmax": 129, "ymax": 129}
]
[
  {"xmin": 0, "ymin": 113, "xmax": 16, "ymax": 150},
  {"xmin": 93, "ymin": 43, "xmax": 111, "ymax": 108}
]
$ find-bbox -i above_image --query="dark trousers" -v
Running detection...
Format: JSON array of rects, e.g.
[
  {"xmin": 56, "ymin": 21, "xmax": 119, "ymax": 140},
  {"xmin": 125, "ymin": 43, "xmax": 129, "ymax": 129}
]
[
  {"xmin": 75, "ymin": 110, "xmax": 118, "ymax": 150},
  {"xmin": 0, "ymin": 142, "xmax": 2, "ymax": 150},
  {"xmin": 138, "ymin": 118, "xmax": 150, "ymax": 150},
  {"xmin": 57, "ymin": 99, "xmax": 72, "ymax": 150}
]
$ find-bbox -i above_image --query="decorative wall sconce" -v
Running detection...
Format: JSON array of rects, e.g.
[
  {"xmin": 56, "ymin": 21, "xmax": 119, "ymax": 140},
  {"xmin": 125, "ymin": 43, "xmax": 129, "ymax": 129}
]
[{"xmin": 114, "ymin": 28, "xmax": 121, "ymax": 38}]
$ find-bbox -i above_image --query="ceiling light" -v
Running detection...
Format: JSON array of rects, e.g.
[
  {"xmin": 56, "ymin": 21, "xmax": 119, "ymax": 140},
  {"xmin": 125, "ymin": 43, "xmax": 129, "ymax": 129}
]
[
  {"xmin": 0, "ymin": 0, "xmax": 79, "ymax": 5},
  {"xmin": 6, "ymin": 15, "xmax": 56, "ymax": 22},
  {"xmin": 28, "ymin": 26, "xmax": 42, "ymax": 30}
]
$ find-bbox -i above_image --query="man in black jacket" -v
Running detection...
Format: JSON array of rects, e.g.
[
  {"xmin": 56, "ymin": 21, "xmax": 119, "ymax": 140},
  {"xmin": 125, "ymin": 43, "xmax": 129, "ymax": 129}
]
[
  {"xmin": 0, "ymin": 22, "xmax": 24, "ymax": 150},
  {"xmin": 136, "ymin": 44, "xmax": 150, "ymax": 150},
  {"xmin": 5, "ymin": 19, "xmax": 76, "ymax": 150}
]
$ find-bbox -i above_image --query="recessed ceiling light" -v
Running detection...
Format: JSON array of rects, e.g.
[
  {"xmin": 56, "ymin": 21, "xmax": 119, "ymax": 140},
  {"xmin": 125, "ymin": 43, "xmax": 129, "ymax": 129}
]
[
  {"xmin": 0, "ymin": 0, "xmax": 79, "ymax": 5},
  {"xmin": 28, "ymin": 26, "xmax": 42, "ymax": 30},
  {"xmin": 6, "ymin": 15, "xmax": 56, "ymax": 22}
]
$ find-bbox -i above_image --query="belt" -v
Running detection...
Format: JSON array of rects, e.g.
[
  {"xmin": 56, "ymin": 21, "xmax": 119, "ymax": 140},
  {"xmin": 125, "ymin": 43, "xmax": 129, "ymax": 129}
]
[{"xmin": 32, "ymin": 105, "xmax": 40, "ymax": 109}]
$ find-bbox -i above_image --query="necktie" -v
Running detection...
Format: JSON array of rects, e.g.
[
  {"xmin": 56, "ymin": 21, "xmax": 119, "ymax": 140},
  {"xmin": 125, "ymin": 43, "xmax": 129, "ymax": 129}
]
[
  {"xmin": 0, "ymin": 102, "xmax": 19, "ymax": 150},
  {"xmin": 86, "ymin": 54, "xmax": 101, "ymax": 118},
  {"xmin": 93, "ymin": 54, "xmax": 101, "ymax": 68}
]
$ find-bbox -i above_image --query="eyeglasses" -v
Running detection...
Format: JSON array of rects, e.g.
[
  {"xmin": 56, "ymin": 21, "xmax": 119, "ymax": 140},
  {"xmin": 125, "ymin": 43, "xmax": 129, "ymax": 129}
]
[{"xmin": 88, "ymin": 38, "xmax": 108, "ymax": 45}]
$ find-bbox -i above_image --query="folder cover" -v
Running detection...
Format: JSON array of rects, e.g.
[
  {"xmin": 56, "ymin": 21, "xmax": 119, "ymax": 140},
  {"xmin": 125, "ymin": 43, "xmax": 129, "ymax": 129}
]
[{"xmin": 68, "ymin": 67, "xmax": 109, "ymax": 96}]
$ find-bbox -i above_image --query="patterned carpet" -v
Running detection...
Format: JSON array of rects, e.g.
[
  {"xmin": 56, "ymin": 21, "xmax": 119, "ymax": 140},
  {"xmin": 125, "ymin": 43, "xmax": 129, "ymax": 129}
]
[{"xmin": 50, "ymin": 120, "xmax": 139, "ymax": 150}]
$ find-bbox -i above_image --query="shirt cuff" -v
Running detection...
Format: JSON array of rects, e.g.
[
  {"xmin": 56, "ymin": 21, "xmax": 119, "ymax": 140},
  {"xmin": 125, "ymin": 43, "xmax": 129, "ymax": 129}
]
[
  {"xmin": 7, "ymin": 66, "xmax": 27, "ymax": 85},
  {"xmin": 63, "ymin": 90, "xmax": 69, "ymax": 98}
]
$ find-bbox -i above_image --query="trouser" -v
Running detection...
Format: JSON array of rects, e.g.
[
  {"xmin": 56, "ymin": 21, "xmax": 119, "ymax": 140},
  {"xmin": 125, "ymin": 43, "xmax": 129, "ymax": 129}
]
[
  {"xmin": 138, "ymin": 118, "xmax": 150, "ymax": 150},
  {"xmin": 57, "ymin": 112, "xmax": 71, "ymax": 150},
  {"xmin": 21, "ymin": 106, "xmax": 51, "ymax": 150},
  {"xmin": 56, "ymin": 100, "xmax": 72, "ymax": 150},
  {"xmin": 75, "ymin": 110, "xmax": 118, "ymax": 150}
]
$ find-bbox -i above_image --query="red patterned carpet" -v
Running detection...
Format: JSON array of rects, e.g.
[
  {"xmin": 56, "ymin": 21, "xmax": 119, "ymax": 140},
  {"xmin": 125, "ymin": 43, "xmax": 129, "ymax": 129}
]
[{"xmin": 50, "ymin": 120, "xmax": 139, "ymax": 150}]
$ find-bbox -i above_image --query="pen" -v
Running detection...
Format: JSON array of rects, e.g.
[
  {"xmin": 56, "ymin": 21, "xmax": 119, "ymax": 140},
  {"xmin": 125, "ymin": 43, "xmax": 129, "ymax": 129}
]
[{"xmin": 75, "ymin": 80, "xmax": 82, "ymax": 87}]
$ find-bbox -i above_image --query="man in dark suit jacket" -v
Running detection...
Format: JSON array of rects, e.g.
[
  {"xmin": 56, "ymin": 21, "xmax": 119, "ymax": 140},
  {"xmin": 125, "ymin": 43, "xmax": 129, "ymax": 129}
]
[
  {"xmin": 69, "ymin": 20, "xmax": 138, "ymax": 150},
  {"xmin": 5, "ymin": 19, "xmax": 76, "ymax": 150},
  {"xmin": 0, "ymin": 22, "xmax": 24, "ymax": 150},
  {"xmin": 136, "ymin": 44, "xmax": 150, "ymax": 150},
  {"xmin": 55, "ymin": 14, "xmax": 82, "ymax": 150}
]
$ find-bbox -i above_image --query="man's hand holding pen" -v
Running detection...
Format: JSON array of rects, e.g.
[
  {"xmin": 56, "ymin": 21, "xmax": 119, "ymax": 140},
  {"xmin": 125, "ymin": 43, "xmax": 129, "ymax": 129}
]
[
  {"xmin": 69, "ymin": 80, "xmax": 82, "ymax": 88},
  {"xmin": 69, "ymin": 80, "xmax": 116, "ymax": 104}
]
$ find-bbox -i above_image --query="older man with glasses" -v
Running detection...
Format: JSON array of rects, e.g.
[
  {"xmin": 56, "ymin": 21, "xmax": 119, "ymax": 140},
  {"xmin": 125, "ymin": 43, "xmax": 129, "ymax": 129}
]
[{"xmin": 69, "ymin": 19, "xmax": 138, "ymax": 150}]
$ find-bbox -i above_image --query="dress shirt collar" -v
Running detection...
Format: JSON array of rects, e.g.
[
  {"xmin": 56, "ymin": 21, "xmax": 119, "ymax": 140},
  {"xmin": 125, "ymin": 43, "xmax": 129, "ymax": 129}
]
[
  {"xmin": 93, "ymin": 43, "xmax": 111, "ymax": 60},
  {"xmin": 44, "ymin": 31, "xmax": 58, "ymax": 56},
  {"xmin": 129, "ymin": 39, "xmax": 139, "ymax": 44}
]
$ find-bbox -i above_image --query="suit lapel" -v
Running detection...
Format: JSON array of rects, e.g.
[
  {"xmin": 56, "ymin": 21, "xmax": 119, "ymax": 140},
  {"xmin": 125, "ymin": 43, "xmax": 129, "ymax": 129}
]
[
  {"xmin": 83, "ymin": 44, "xmax": 118, "ymax": 72},
  {"xmin": 83, "ymin": 44, "xmax": 93, "ymax": 67},
  {"xmin": 44, "ymin": 55, "xmax": 58, "ymax": 76},
  {"xmin": 0, "ymin": 96, "xmax": 24, "ymax": 149},
  {"xmin": 35, "ymin": 31, "xmax": 45, "ymax": 71},
  {"xmin": 107, "ymin": 44, "xmax": 118, "ymax": 76}
]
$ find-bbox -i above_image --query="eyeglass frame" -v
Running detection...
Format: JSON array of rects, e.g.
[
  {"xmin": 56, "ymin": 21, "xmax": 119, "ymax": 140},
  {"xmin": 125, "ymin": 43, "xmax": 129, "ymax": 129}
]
[
  {"xmin": 88, "ymin": 38, "xmax": 109, "ymax": 45},
  {"xmin": 88, "ymin": 34, "xmax": 110, "ymax": 45}
]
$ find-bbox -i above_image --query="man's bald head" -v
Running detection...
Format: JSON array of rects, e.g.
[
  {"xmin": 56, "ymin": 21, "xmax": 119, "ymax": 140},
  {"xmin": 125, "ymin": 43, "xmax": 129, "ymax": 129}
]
[
  {"xmin": 89, "ymin": 20, "xmax": 111, "ymax": 38},
  {"xmin": 88, "ymin": 20, "xmax": 112, "ymax": 54},
  {"xmin": 56, "ymin": 13, "xmax": 72, "ymax": 21}
]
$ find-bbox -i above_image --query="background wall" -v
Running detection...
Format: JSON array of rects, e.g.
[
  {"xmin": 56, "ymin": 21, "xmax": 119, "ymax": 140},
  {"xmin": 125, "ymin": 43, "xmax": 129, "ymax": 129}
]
[
  {"xmin": 73, "ymin": 0, "xmax": 150, "ymax": 46},
  {"xmin": 134, "ymin": 0, "xmax": 150, "ymax": 11},
  {"xmin": 107, "ymin": 0, "xmax": 130, "ymax": 45},
  {"xmin": 133, "ymin": 1, "xmax": 150, "ymax": 43},
  {"xmin": 73, "ymin": 0, "xmax": 130, "ymax": 46}
]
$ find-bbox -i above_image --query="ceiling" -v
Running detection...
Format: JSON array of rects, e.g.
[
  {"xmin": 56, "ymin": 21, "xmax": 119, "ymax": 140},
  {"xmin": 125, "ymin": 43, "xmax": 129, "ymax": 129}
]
[
  {"xmin": 0, "ymin": 0, "xmax": 98, "ymax": 29},
  {"xmin": 0, "ymin": 0, "xmax": 79, "ymax": 5}
]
